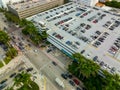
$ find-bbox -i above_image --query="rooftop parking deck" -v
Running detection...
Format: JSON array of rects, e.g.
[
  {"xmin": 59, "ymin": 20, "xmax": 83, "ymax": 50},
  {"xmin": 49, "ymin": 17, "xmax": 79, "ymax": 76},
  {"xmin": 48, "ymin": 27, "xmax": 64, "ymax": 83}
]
[{"xmin": 27, "ymin": 2, "xmax": 120, "ymax": 74}]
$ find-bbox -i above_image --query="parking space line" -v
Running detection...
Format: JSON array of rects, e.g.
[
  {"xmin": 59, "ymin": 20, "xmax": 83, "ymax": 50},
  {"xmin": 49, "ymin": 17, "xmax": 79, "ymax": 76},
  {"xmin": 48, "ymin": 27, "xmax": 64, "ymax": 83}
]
[
  {"xmin": 91, "ymin": 29, "xmax": 108, "ymax": 45},
  {"xmin": 85, "ymin": 44, "xmax": 98, "ymax": 50},
  {"xmin": 44, "ymin": 76, "xmax": 46, "ymax": 90},
  {"xmin": 105, "ymin": 53, "xmax": 120, "ymax": 62}
]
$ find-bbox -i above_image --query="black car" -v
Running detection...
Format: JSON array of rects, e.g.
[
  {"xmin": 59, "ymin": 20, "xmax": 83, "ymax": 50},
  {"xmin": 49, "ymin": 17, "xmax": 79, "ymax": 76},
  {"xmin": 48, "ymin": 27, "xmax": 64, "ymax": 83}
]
[
  {"xmin": 67, "ymin": 74, "xmax": 73, "ymax": 79},
  {"xmin": 95, "ymin": 41, "xmax": 101, "ymax": 45},
  {"xmin": 69, "ymin": 80, "xmax": 75, "ymax": 86},
  {"xmin": 19, "ymin": 42, "xmax": 23, "ymax": 46},
  {"xmin": 61, "ymin": 74, "xmax": 67, "ymax": 79},
  {"xmin": 76, "ymin": 87, "xmax": 82, "ymax": 90},
  {"xmin": 98, "ymin": 38, "xmax": 104, "ymax": 42},
  {"xmin": 28, "ymin": 44, "xmax": 31, "ymax": 47},
  {"xmin": 100, "ymin": 61, "xmax": 104, "ymax": 66},
  {"xmin": 52, "ymin": 61, "xmax": 57, "ymax": 66},
  {"xmin": 80, "ymin": 50, "xmax": 85, "ymax": 54},
  {"xmin": 104, "ymin": 32, "xmax": 109, "ymax": 36},
  {"xmin": 26, "ymin": 68, "xmax": 33, "ymax": 72},
  {"xmin": 47, "ymin": 49, "xmax": 52, "ymax": 53},
  {"xmin": 93, "ymin": 56, "xmax": 98, "ymax": 61},
  {"xmin": 12, "ymin": 36, "xmax": 16, "ymax": 39},
  {"xmin": 65, "ymin": 72, "xmax": 73, "ymax": 79},
  {"xmin": 95, "ymin": 31, "xmax": 101, "ymax": 35},
  {"xmin": 0, "ymin": 79, "xmax": 7, "ymax": 84},
  {"xmin": 10, "ymin": 73, "xmax": 16, "ymax": 78}
]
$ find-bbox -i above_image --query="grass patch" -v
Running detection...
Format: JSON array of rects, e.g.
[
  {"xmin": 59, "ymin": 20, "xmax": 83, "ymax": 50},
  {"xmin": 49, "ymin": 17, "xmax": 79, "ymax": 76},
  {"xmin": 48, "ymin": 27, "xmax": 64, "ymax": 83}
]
[
  {"xmin": 0, "ymin": 61, "xmax": 4, "ymax": 68},
  {"xmin": 4, "ymin": 57, "xmax": 11, "ymax": 64},
  {"xmin": 18, "ymin": 81, "xmax": 39, "ymax": 90}
]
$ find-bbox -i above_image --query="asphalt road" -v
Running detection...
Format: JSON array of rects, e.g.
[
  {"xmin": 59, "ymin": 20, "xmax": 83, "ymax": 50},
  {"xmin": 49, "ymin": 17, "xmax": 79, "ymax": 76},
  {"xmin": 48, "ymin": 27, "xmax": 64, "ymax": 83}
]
[
  {"xmin": 8, "ymin": 27, "xmax": 76, "ymax": 90},
  {"xmin": 24, "ymin": 47, "xmax": 74, "ymax": 90}
]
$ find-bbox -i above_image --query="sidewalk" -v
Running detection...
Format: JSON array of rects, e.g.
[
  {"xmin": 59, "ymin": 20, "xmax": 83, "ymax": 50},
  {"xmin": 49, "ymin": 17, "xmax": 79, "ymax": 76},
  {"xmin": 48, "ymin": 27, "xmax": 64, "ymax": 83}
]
[{"xmin": 0, "ymin": 55, "xmax": 23, "ymax": 76}]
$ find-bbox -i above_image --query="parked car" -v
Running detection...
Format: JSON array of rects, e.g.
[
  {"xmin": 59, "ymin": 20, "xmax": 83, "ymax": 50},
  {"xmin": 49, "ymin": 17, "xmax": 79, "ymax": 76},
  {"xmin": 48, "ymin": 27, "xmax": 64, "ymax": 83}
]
[
  {"xmin": 0, "ymin": 79, "xmax": 7, "ymax": 84},
  {"xmin": 110, "ymin": 67, "xmax": 116, "ymax": 73},
  {"xmin": 61, "ymin": 73, "xmax": 67, "ymax": 79},
  {"xmin": 69, "ymin": 80, "xmax": 75, "ymax": 86},
  {"xmin": 67, "ymin": 74, "xmax": 73, "ymax": 79},
  {"xmin": 47, "ymin": 49, "xmax": 52, "ymax": 53},
  {"xmin": 99, "ymin": 61, "xmax": 104, "ymax": 66},
  {"xmin": 10, "ymin": 73, "xmax": 16, "ymax": 78},
  {"xmin": 52, "ymin": 61, "xmax": 57, "ymax": 66},
  {"xmin": 93, "ymin": 56, "xmax": 98, "ymax": 61},
  {"xmin": 80, "ymin": 50, "xmax": 85, "ymax": 54},
  {"xmin": 76, "ymin": 87, "xmax": 82, "ymax": 90},
  {"xmin": 73, "ymin": 78, "xmax": 80, "ymax": 85},
  {"xmin": 26, "ymin": 68, "xmax": 33, "ymax": 72}
]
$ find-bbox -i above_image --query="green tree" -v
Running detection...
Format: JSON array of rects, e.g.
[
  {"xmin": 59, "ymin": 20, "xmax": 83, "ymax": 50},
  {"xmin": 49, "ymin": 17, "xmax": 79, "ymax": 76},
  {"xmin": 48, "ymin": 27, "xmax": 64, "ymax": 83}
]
[
  {"xmin": 14, "ymin": 72, "xmax": 31, "ymax": 87},
  {"xmin": 103, "ymin": 71, "xmax": 120, "ymax": 90},
  {"xmin": 68, "ymin": 53, "xmax": 120, "ymax": 90},
  {"xmin": 72, "ymin": 53, "xmax": 100, "ymax": 78},
  {"xmin": 64, "ymin": 0, "xmax": 70, "ymax": 4},
  {"xmin": 4, "ymin": 11, "xmax": 20, "ymax": 24},
  {"xmin": 105, "ymin": 1, "xmax": 120, "ymax": 9},
  {"xmin": 6, "ymin": 47, "xmax": 18, "ymax": 58},
  {"xmin": 0, "ymin": 30, "xmax": 10, "ymax": 44},
  {"xmin": 41, "ymin": 31, "xmax": 48, "ymax": 40}
]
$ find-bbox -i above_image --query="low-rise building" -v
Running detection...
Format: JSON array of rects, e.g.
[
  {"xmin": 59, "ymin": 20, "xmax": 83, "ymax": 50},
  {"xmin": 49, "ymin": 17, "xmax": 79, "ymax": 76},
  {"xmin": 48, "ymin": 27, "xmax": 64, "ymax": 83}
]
[{"xmin": 7, "ymin": 0, "xmax": 64, "ymax": 18}]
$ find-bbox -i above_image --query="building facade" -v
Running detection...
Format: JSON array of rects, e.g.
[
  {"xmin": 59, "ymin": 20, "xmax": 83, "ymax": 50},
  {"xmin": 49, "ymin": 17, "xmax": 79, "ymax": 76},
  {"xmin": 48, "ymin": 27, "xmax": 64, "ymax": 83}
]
[{"xmin": 7, "ymin": 0, "xmax": 64, "ymax": 19}]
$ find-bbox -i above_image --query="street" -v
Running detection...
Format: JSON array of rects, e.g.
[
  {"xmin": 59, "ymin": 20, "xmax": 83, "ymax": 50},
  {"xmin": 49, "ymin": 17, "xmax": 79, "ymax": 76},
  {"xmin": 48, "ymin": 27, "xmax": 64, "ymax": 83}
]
[
  {"xmin": 0, "ymin": 12, "xmax": 77, "ymax": 90},
  {"xmin": 24, "ymin": 46, "xmax": 75, "ymax": 90}
]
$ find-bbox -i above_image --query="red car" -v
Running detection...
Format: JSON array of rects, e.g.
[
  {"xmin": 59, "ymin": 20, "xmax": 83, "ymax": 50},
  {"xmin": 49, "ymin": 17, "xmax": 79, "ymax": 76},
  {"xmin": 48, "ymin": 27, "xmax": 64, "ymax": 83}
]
[{"xmin": 73, "ymin": 79, "xmax": 80, "ymax": 85}]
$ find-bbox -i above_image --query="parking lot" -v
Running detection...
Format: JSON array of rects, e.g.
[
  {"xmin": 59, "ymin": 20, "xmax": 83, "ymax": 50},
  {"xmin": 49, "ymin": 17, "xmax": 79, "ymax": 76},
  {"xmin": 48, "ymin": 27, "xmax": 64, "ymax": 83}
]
[{"xmin": 27, "ymin": 2, "xmax": 120, "ymax": 74}]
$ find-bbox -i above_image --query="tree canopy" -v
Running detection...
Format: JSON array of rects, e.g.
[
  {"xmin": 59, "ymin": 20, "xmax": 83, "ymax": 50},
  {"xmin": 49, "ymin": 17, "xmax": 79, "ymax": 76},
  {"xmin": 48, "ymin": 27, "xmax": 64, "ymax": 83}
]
[
  {"xmin": 21, "ymin": 19, "xmax": 48, "ymax": 45},
  {"xmin": 1, "ymin": 8, "xmax": 48, "ymax": 46},
  {"xmin": 68, "ymin": 53, "xmax": 120, "ymax": 90},
  {"xmin": 0, "ymin": 30, "xmax": 10, "ymax": 44},
  {"xmin": 105, "ymin": 1, "xmax": 120, "ymax": 9}
]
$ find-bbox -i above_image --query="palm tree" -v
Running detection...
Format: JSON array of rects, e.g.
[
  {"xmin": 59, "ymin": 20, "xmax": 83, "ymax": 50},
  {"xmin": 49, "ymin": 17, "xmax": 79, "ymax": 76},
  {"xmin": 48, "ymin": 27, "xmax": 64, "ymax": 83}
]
[
  {"xmin": 73, "ymin": 53, "xmax": 83, "ymax": 60},
  {"xmin": 0, "ymin": 30, "xmax": 10, "ymax": 44},
  {"xmin": 73, "ymin": 53, "xmax": 100, "ymax": 79},
  {"xmin": 20, "ymin": 71, "xmax": 31, "ymax": 86},
  {"xmin": 13, "ymin": 72, "xmax": 31, "ymax": 88},
  {"xmin": 101, "ymin": 70, "xmax": 120, "ymax": 90},
  {"xmin": 13, "ymin": 78, "xmax": 22, "ymax": 88},
  {"xmin": 6, "ymin": 47, "xmax": 18, "ymax": 58}
]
